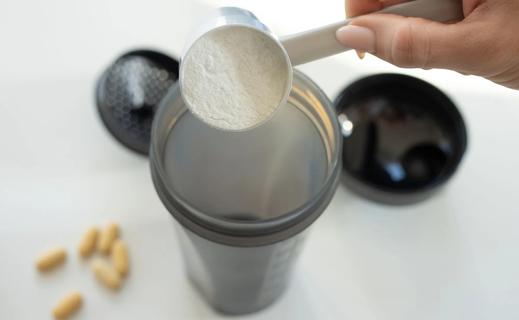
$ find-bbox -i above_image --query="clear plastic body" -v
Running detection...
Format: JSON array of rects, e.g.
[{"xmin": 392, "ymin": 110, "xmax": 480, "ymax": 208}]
[{"xmin": 150, "ymin": 70, "xmax": 341, "ymax": 314}]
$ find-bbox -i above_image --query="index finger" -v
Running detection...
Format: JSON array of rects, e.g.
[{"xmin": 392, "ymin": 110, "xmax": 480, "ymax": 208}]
[{"xmin": 346, "ymin": 0, "xmax": 410, "ymax": 18}]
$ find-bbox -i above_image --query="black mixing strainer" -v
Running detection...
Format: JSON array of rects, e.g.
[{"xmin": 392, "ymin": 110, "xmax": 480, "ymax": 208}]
[{"xmin": 96, "ymin": 49, "xmax": 179, "ymax": 154}]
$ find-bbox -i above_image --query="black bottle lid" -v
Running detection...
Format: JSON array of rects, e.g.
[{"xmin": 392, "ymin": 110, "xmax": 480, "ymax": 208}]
[
  {"xmin": 335, "ymin": 74, "xmax": 468, "ymax": 205},
  {"xmin": 96, "ymin": 49, "xmax": 179, "ymax": 155}
]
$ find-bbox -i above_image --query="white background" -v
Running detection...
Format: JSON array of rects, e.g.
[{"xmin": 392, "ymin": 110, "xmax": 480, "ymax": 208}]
[{"xmin": 1, "ymin": 0, "xmax": 519, "ymax": 319}]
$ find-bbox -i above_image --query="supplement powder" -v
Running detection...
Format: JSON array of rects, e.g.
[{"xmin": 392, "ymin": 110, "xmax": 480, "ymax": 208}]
[{"xmin": 181, "ymin": 26, "xmax": 290, "ymax": 131}]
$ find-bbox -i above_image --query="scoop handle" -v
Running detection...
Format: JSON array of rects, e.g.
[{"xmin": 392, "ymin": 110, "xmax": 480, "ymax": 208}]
[{"xmin": 280, "ymin": 0, "xmax": 464, "ymax": 66}]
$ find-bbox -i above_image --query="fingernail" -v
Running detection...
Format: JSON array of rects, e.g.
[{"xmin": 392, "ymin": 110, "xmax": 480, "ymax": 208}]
[
  {"xmin": 336, "ymin": 25, "xmax": 376, "ymax": 53},
  {"xmin": 356, "ymin": 50, "xmax": 366, "ymax": 60}
]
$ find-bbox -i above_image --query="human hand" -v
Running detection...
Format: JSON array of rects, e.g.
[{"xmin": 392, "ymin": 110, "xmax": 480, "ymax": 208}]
[{"xmin": 336, "ymin": 0, "xmax": 519, "ymax": 89}]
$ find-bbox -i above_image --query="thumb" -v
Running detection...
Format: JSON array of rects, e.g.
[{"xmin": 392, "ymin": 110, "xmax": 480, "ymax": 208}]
[{"xmin": 336, "ymin": 14, "xmax": 472, "ymax": 70}]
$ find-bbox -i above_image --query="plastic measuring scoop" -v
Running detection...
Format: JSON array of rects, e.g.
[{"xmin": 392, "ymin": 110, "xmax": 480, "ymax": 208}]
[
  {"xmin": 180, "ymin": 0, "xmax": 464, "ymax": 131},
  {"xmin": 281, "ymin": 0, "xmax": 464, "ymax": 65}
]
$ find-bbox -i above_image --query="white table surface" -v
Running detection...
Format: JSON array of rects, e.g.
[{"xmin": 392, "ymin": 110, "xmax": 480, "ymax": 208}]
[{"xmin": 1, "ymin": 0, "xmax": 519, "ymax": 319}]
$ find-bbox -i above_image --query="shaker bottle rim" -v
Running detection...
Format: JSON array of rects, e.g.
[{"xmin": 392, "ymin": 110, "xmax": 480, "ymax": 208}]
[{"xmin": 150, "ymin": 70, "xmax": 342, "ymax": 247}]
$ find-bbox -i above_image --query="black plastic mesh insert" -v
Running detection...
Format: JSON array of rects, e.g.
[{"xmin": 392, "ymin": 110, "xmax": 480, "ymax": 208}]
[{"xmin": 96, "ymin": 50, "xmax": 179, "ymax": 155}]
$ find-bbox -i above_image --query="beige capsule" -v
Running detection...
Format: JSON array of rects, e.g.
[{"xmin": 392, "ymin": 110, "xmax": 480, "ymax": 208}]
[
  {"xmin": 52, "ymin": 291, "xmax": 82, "ymax": 319},
  {"xmin": 112, "ymin": 239, "xmax": 129, "ymax": 276},
  {"xmin": 92, "ymin": 259, "xmax": 122, "ymax": 290},
  {"xmin": 78, "ymin": 226, "xmax": 98, "ymax": 257},
  {"xmin": 97, "ymin": 222, "xmax": 119, "ymax": 255},
  {"xmin": 35, "ymin": 246, "xmax": 67, "ymax": 271}
]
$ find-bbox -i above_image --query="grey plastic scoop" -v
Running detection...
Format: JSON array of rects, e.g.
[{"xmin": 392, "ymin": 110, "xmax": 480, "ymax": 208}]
[
  {"xmin": 180, "ymin": 0, "xmax": 463, "ymax": 131},
  {"xmin": 281, "ymin": 0, "xmax": 464, "ymax": 65}
]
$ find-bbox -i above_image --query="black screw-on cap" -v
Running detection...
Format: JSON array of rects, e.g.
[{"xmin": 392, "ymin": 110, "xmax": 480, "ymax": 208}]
[
  {"xmin": 335, "ymin": 74, "xmax": 468, "ymax": 205},
  {"xmin": 96, "ymin": 50, "xmax": 179, "ymax": 155}
]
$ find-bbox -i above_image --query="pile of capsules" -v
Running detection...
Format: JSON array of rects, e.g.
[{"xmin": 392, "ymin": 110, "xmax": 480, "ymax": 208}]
[{"xmin": 35, "ymin": 222, "xmax": 130, "ymax": 319}]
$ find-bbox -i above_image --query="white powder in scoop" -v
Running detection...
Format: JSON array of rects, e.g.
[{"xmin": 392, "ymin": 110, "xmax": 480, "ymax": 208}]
[{"xmin": 181, "ymin": 26, "xmax": 289, "ymax": 131}]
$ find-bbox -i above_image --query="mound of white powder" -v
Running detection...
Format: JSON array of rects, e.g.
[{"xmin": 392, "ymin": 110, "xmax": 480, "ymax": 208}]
[{"xmin": 180, "ymin": 26, "xmax": 290, "ymax": 131}]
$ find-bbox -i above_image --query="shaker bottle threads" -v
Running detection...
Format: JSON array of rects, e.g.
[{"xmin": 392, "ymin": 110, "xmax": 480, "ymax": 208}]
[{"xmin": 180, "ymin": 25, "xmax": 292, "ymax": 131}]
